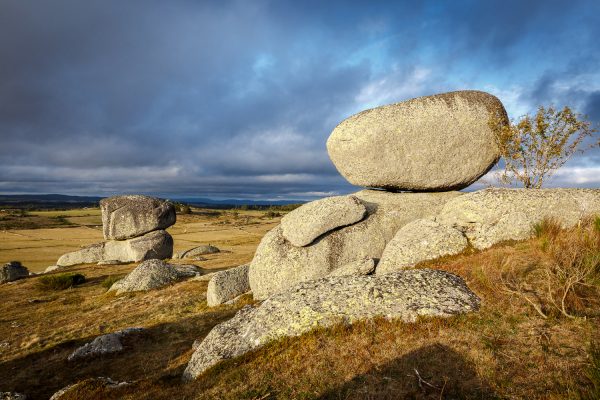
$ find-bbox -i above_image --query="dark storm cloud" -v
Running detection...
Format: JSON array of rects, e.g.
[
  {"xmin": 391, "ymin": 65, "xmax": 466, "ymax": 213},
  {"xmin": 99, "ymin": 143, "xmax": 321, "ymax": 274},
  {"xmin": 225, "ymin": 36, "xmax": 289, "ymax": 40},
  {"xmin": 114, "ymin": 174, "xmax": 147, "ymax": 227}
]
[{"xmin": 1, "ymin": 0, "xmax": 600, "ymax": 198}]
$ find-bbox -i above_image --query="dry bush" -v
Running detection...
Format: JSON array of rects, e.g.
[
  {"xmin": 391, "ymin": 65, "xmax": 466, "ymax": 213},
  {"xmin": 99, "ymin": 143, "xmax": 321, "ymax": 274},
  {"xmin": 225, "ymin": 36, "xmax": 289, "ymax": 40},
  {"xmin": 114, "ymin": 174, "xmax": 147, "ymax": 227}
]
[{"xmin": 500, "ymin": 217, "xmax": 600, "ymax": 319}]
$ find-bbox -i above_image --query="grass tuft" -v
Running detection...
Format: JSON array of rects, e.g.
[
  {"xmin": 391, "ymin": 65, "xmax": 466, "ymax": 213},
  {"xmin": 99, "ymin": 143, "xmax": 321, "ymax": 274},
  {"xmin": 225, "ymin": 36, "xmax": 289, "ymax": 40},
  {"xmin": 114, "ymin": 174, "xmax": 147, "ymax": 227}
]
[{"xmin": 37, "ymin": 273, "xmax": 86, "ymax": 291}]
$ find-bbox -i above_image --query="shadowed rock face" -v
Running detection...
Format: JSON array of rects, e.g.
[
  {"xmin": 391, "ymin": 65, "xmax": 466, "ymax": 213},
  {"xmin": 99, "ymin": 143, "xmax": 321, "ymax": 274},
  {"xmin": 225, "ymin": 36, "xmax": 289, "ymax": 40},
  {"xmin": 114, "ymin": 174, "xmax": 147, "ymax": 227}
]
[
  {"xmin": 436, "ymin": 188, "xmax": 600, "ymax": 250},
  {"xmin": 249, "ymin": 190, "xmax": 461, "ymax": 300},
  {"xmin": 326, "ymin": 90, "xmax": 508, "ymax": 191},
  {"xmin": 184, "ymin": 269, "xmax": 480, "ymax": 380},
  {"xmin": 207, "ymin": 265, "xmax": 250, "ymax": 307},
  {"xmin": 100, "ymin": 195, "xmax": 176, "ymax": 240},
  {"xmin": 0, "ymin": 261, "xmax": 29, "ymax": 284}
]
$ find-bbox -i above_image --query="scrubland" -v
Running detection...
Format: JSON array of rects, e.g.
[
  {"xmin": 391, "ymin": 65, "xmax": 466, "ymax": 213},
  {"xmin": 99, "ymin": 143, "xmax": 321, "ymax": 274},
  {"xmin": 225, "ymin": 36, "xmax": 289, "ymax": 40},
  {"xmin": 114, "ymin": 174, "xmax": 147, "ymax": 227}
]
[{"xmin": 1, "ymin": 209, "xmax": 599, "ymax": 399}]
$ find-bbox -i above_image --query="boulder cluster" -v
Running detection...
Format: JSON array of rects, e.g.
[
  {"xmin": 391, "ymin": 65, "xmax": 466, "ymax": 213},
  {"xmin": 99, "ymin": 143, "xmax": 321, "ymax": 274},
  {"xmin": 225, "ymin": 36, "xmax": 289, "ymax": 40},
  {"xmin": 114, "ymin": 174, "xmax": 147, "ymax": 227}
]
[
  {"xmin": 187, "ymin": 89, "xmax": 600, "ymax": 379},
  {"xmin": 56, "ymin": 195, "xmax": 175, "ymax": 267}
]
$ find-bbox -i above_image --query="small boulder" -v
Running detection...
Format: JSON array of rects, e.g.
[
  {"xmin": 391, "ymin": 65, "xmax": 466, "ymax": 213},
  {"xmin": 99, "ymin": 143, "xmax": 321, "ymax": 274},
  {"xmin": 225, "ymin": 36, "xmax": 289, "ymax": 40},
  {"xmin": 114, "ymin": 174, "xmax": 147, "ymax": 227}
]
[
  {"xmin": 328, "ymin": 258, "xmax": 376, "ymax": 277},
  {"xmin": 44, "ymin": 265, "xmax": 63, "ymax": 273},
  {"xmin": 68, "ymin": 327, "xmax": 145, "ymax": 361},
  {"xmin": 184, "ymin": 269, "xmax": 480, "ymax": 380},
  {"xmin": 0, "ymin": 261, "xmax": 29, "ymax": 284},
  {"xmin": 100, "ymin": 195, "xmax": 176, "ymax": 240},
  {"xmin": 108, "ymin": 259, "xmax": 200, "ymax": 294},
  {"xmin": 326, "ymin": 90, "xmax": 507, "ymax": 191},
  {"xmin": 377, "ymin": 219, "xmax": 468, "ymax": 274},
  {"xmin": 281, "ymin": 195, "xmax": 367, "ymax": 247},
  {"xmin": 175, "ymin": 245, "xmax": 220, "ymax": 259},
  {"xmin": 49, "ymin": 377, "xmax": 129, "ymax": 400},
  {"xmin": 207, "ymin": 265, "xmax": 250, "ymax": 307}
]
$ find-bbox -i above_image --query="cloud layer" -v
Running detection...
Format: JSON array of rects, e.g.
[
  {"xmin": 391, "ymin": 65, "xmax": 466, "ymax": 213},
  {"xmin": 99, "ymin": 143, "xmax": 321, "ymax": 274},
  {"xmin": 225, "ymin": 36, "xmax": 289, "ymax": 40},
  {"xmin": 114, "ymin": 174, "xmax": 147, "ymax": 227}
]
[{"xmin": 1, "ymin": 0, "xmax": 599, "ymax": 199}]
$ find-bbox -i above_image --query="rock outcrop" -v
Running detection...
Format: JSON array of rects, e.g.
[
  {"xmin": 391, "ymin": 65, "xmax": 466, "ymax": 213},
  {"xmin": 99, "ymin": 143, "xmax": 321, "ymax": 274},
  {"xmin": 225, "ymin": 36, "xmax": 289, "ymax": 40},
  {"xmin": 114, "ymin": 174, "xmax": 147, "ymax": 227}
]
[
  {"xmin": 377, "ymin": 219, "xmax": 468, "ymax": 274},
  {"xmin": 57, "ymin": 230, "xmax": 173, "ymax": 267},
  {"xmin": 436, "ymin": 188, "xmax": 600, "ymax": 250},
  {"xmin": 184, "ymin": 269, "xmax": 480, "ymax": 380},
  {"xmin": 100, "ymin": 195, "xmax": 176, "ymax": 240},
  {"xmin": 326, "ymin": 90, "xmax": 507, "ymax": 191},
  {"xmin": 249, "ymin": 190, "xmax": 461, "ymax": 299},
  {"xmin": 68, "ymin": 327, "xmax": 145, "ymax": 361},
  {"xmin": 0, "ymin": 261, "xmax": 29, "ymax": 284},
  {"xmin": 207, "ymin": 265, "xmax": 250, "ymax": 307},
  {"xmin": 108, "ymin": 259, "xmax": 201, "ymax": 294},
  {"xmin": 281, "ymin": 195, "xmax": 367, "ymax": 246},
  {"xmin": 175, "ymin": 244, "xmax": 220, "ymax": 259}
]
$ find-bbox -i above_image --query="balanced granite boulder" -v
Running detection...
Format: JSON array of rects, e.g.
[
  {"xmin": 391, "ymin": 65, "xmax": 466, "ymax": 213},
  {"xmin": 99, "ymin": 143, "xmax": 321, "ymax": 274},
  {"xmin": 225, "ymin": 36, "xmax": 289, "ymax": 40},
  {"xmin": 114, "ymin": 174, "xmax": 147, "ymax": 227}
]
[
  {"xmin": 281, "ymin": 195, "xmax": 367, "ymax": 246},
  {"xmin": 57, "ymin": 230, "xmax": 173, "ymax": 267},
  {"xmin": 100, "ymin": 195, "xmax": 176, "ymax": 240},
  {"xmin": 377, "ymin": 219, "xmax": 468, "ymax": 275},
  {"xmin": 184, "ymin": 269, "xmax": 480, "ymax": 380},
  {"xmin": 436, "ymin": 188, "xmax": 600, "ymax": 250},
  {"xmin": 249, "ymin": 190, "xmax": 461, "ymax": 299},
  {"xmin": 326, "ymin": 90, "xmax": 507, "ymax": 191},
  {"xmin": 207, "ymin": 265, "xmax": 250, "ymax": 307},
  {"xmin": 108, "ymin": 259, "xmax": 201, "ymax": 294},
  {"xmin": 0, "ymin": 261, "xmax": 29, "ymax": 284}
]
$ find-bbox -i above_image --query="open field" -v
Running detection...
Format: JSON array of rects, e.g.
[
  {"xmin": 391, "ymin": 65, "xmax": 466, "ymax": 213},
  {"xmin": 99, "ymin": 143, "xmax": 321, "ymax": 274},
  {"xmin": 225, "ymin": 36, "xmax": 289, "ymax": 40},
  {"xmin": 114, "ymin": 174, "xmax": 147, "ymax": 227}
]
[{"xmin": 1, "ymin": 212, "xmax": 599, "ymax": 399}]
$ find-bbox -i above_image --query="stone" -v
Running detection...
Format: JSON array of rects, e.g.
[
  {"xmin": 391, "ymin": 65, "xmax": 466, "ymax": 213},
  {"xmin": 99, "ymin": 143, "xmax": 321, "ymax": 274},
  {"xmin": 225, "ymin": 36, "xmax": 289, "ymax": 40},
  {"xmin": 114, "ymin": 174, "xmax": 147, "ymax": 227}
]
[
  {"xmin": 328, "ymin": 258, "xmax": 376, "ymax": 277},
  {"xmin": 377, "ymin": 219, "xmax": 468, "ymax": 274},
  {"xmin": 57, "ymin": 230, "xmax": 173, "ymax": 267},
  {"xmin": 44, "ymin": 265, "xmax": 63, "ymax": 273},
  {"xmin": 436, "ymin": 188, "xmax": 600, "ymax": 250},
  {"xmin": 100, "ymin": 195, "xmax": 176, "ymax": 240},
  {"xmin": 249, "ymin": 190, "xmax": 461, "ymax": 299},
  {"xmin": 281, "ymin": 195, "xmax": 367, "ymax": 247},
  {"xmin": 1, "ymin": 393, "xmax": 27, "ymax": 400},
  {"xmin": 0, "ymin": 261, "xmax": 29, "ymax": 284},
  {"xmin": 175, "ymin": 245, "xmax": 220, "ymax": 259},
  {"xmin": 49, "ymin": 377, "xmax": 129, "ymax": 400},
  {"xmin": 184, "ymin": 269, "xmax": 480, "ymax": 380},
  {"xmin": 190, "ymin": 272, "xmax": 217, "ymax": 282},
  {"xmin": 326, "ymin": 90, "xmax": 507, "ymax": 191},
  {"xmin": 68, "ymin": 327, "xmax": 144, "ymax": 361},
  {"xmin": 207, "ymin": 265, "xmax": 250, "ymax": 307},
  {"xmin": 108, "ymin": 260, "xmax": 201, "ymax": 294}
]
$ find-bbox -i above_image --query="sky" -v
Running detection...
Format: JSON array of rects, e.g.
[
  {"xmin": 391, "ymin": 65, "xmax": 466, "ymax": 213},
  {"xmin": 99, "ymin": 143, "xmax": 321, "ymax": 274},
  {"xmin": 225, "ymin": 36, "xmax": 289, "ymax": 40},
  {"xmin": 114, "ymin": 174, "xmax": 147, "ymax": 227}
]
[{"xmin": 1, "ymin": 0, "xmax": 599, "ymax": 201}]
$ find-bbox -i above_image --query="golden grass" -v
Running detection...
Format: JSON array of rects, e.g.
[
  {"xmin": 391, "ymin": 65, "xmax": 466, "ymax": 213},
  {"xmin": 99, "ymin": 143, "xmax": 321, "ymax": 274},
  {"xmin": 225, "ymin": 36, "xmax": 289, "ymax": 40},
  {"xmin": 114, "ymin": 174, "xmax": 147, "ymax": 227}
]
[{"xmin": 1, "ymin": 213, "xmax": 599, "ymax": 399}]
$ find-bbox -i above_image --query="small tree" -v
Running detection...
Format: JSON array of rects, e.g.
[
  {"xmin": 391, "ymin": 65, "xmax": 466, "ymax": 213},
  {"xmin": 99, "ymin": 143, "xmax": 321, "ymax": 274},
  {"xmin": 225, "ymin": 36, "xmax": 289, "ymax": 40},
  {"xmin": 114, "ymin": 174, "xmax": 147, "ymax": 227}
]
[{"xmin": 490, "ymin": 106, "xmax": 598, "ymax": 188}]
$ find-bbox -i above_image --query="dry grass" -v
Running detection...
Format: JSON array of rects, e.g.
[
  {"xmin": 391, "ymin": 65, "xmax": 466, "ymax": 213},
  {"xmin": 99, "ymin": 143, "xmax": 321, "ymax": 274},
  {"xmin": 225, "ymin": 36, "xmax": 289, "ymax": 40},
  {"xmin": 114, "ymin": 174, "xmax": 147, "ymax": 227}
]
[{"xmin": 1, "ymin": 213, "xmax": 600, "ymax": 399}]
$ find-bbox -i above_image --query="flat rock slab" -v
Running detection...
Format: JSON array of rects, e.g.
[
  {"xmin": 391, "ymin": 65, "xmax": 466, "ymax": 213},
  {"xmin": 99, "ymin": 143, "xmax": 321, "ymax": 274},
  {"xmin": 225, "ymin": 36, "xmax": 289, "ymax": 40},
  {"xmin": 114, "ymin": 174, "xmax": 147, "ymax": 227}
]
[
  {"xmin": 68, "ymin": 327, "xmax": 145, "ymax": 361},
  {"xmin": 326, "ymin": 90, "xmax": 507, "ymax": 191},
  {"xmin": 184, "ymin": 269, "xmax": 480, "ymax": 380},
  {"xmin": 100, "ymin": 195, "xmax": 176, "ymax": 240},
  {"xmin": 281, "ymin": 195, "xmax": 367, "ymax": 247},
  {"xmin": 436, "ymin": 188, "xmax": 600, "ymax": 250},
  {"xmin": 207, "ymin": 265, "xmax": 250, "ymax": 307},
  {"xmin": 108, "ymin": 259, "xmax": 201, "ymax": 294},
  {"xmin": 377, "ymin": 219, "xmax": 468, "ymax": 274},
  {"xmin": 249, "ymin": 190, "xmax": 461, "ymax": 299},
  {"xmin": 175, "ymin": 245, "xmax": 220, "ymax": 259},
  {"xmin": 57, "ymin": 230, "xmax": 173, "ymax": 267},
  {"xmin": 0, "ymin": 262, "xmax": 29, "ymax": 284}
]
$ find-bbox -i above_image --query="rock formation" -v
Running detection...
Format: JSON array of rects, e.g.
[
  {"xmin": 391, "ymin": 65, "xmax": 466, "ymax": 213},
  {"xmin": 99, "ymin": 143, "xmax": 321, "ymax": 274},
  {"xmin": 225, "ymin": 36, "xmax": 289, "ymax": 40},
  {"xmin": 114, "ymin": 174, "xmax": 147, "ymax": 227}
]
[
  {"xmin": 56, "ymin": 195, "xmax": 175, "ymax": 266},
  {"xmin": 108, "ymin": 259, "xmax": 202, "ymax": 294},
  {"xmin": 0, "ymin": 261, "xmax": 29, "ymax": 284},
  {"xmin": 326, "ymin": 90, "xmax": 507, "ymax": 191},
  {"xmin": 184, "ymin": 269, "xmax": 480, "ymax": 380},
  {"xmin": 68, "ymin": 327, "xmax": 145, "ymax": 361},
  {"xmin": 174, "ymin": 244, "xmax": 220, "ymax": 259},
  {"xmin": 206, "ymin": 265, "xmax": 250, "ymax": 306}
]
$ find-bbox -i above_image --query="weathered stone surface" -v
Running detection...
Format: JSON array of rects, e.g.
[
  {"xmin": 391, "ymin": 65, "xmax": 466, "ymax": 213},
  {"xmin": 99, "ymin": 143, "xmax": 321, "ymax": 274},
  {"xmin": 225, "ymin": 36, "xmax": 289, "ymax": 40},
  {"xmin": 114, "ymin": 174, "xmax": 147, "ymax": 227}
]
[
  {"xmin": 49, "ymin": 377, "xmax": 129, "ymax": 400},
  {"xmin": 207, "ymin": 265, "xmax": 250, "ymax": 307},
  {"xmin": 184, "ymin": 269, "xmax": 479, "ymax": 380},
  {"xmin": 326, "ymin": 90, "xmax": 507, "ymax": 191},
  {"xmin": 328, "ymin": 258, "xmax": 376, "ymax": 277},
  {"xmin": 190, "ymin": 272, "xmax": 217, "ymax": 282},
  {"xmin": 44, "ymin": 265, "xmax": 64, "ymax": 273},
  {"xmin": 175, "ymin": 245, "xmax": 220, "ymax": 259},
  {"xmin": 249, "ymin": 190, "xmax": 461, "ymax": 299},
  {"xmin": 377, "ymin": 219, "xmax": 468, "ymax": 274},
  {"xmin": 281, "ymin": 195, "xmax": 367, "ymax": 247},
  {"xmin": 436, "ymin": 188, "xmax": 600, "ymax": 250},
  {"xmin": 100, "ymin": 195, "xmax": 176, "ymax": 240},
  {"xmin": 0, "ymin": 261, "xmax": 29, "ymax": 284},
  {"xmin": 108, "ymin": 259, "xmax": 200, "ymax": 294},
  {"xmin": 57, "ymin": 230, "xmax": 173, "ymax": 267},
  {"xmin": 68, "ymin": 327, "xmax": 145, "ymax": 361}
]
